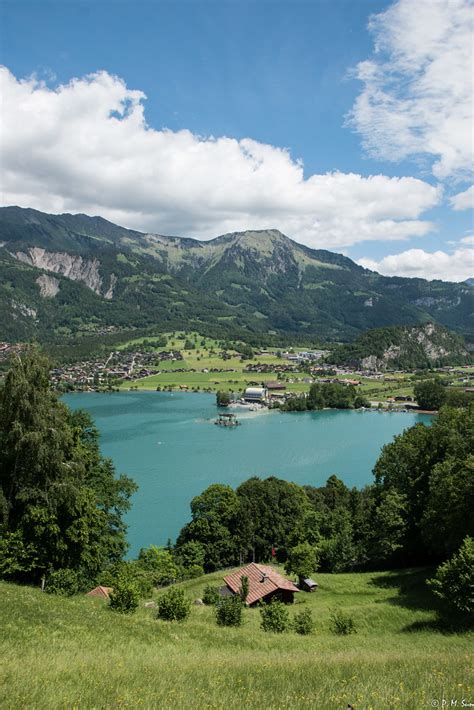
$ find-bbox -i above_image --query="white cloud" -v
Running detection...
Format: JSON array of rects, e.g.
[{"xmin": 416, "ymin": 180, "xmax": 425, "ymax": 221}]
[
  {"xmin": 348, "ymin": 0, "xmax": 474, "ymax": 181},
  {"xmin": 450, "ymin": 185, "xmax": 474, "ymax": 210},
  {"xmin": 0, "ymin": 66, "xmax": 441, "ymax": 249},
  {"xmin": 358, "ymin": 244, "xmax": 474, "ymax": 282}
]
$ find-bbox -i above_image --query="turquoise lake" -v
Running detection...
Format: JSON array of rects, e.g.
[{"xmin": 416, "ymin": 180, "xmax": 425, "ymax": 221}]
[{"xmin": 63, "ymin": 392, "xmax": 432, "ymax": 556}]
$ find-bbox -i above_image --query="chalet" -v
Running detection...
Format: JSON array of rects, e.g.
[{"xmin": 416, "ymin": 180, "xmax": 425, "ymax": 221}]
[
  {"xmin": 223, "ymin": 563, "xmax": 300, "ymax": 606},
  {"xmin": 266, "ymin": 381, "xmax": 286, "ymax": 391}
]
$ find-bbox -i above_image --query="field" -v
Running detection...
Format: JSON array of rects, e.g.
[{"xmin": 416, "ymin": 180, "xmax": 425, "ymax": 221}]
[
  {"xmin": 1, "ymin": 568, "xmax": 472, "ymax": 709},
  {"xmin": 115, "ymin": 331, "xmax": 425, "ymax": 399}
]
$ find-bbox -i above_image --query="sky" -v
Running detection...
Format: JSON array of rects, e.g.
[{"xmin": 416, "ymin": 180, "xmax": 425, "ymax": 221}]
[{"xmin": 0, "ymin": 0, "xmax": 473, "ymax": 281}]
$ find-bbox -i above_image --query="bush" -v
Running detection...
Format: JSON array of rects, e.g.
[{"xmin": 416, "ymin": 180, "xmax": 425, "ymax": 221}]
[
  {"xmin": 260, "ymin": 599, "xmax": 290, "ymax": 633},
  {"xmin": 44, "ymin": 568, "xmax": 83, "ymax": 596},
  {"xmin": 292, "ymin": 608, "xmax": 315, "ymax": 635},
  {"xmin": 100, "ymin": 561, "xmax": 154, "ymax": 598},
  {"xmin": 202, "ymin": 584, "xmax": 221, "ymax": 606},
  {"xmin": 239, "ymin": 575, "xmax": 249, "ymax": 603},
  {"xmin": 157, "ymin": 587, "xmax": 191, "ymax": 622},
  {"xmin": 109, "ymin": 577, "xmax": 140, "ymax": 614},
  {"xmin": 428, "ymin": 536, "xmax": 474, "ymax": 616},
  {"xmin": 329, "ymin": 608, "xmax": 356, "ymax": 635},
  {"xmin": 215, "ymin": 596, "xmax": 243, "ymax": 627},
  {"xmin": 185, "ymin": 564, "xmax": 204, "ymax": 579}
]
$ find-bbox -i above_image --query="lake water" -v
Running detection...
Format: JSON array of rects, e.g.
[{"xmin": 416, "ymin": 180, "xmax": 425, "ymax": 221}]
[{"xmin": 63, "ymin": 392, "xmax": 432, "ymax": 556}]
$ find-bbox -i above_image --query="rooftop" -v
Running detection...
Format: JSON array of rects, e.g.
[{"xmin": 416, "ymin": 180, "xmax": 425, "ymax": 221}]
[{"xmin": 223, "ymin": 563, "xmax": 299, "ymax": 606}]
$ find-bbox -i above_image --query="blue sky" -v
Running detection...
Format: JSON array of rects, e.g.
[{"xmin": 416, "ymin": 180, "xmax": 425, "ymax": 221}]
[{"xmin": 1, "ymin": 0, "xmax": 473, "ymax": 279}]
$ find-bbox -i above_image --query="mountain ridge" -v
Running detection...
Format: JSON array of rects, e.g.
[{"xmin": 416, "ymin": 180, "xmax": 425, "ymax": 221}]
[{"xmin": 1, "ymin": 206, "xmax": 472, "ymax": 346}]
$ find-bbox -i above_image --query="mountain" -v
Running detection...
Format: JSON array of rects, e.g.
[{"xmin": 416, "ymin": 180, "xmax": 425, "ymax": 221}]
[
  {"xmin": 1, "ymin": 206, "xmax": 473, "ymax": 346},
  {"xmin": 326, "ymin": 323, "xmax": 472, "ymax": 370}
]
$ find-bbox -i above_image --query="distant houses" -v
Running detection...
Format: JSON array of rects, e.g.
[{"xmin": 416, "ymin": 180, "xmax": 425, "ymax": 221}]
[{"xmin": 223, "ymin": 563, "xmax": 300, "ymax": 606}]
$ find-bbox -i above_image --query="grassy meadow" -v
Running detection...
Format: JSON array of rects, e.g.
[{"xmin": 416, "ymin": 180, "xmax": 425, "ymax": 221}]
[
  {"xmin": 1, "ymin": 567, "xmax": 472, "ymax": 709},
  {"xmin": 114, "ymin": 330, "xmax": 425, "ymax": 399}
]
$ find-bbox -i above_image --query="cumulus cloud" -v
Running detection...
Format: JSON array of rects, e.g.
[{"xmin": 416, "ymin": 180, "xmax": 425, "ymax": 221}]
[
  {"xmin": 0, "ymin": 66, "xmax": 441, "ymax": 248},
  {"xmin": 348, "ymin": 0, "xmax": 474, "ymax": 180},
  {"xmin": 450, "ymin": 185, "xmax": 474, "ymax": 210},
  {"xmin": 358, "ymin": 243, "xmax": 474, "ymax": 282}
]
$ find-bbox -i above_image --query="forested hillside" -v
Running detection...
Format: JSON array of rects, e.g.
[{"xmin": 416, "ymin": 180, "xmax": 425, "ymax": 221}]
[
  {"xmin": 1, "ymin": 206, "xmax": 472, "ymax": 345},
  {"xmin": 327, "ymin": 323, "xmax": 472, "ymax": 370}
]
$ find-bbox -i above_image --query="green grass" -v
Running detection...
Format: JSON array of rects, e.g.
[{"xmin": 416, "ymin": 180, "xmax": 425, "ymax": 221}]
[{"xmin": 1, "ymin": 568, "xmax": 472, "ymax": 709}]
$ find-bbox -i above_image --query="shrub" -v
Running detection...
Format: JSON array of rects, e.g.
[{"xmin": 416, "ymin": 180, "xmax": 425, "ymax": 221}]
[
  {"xmin": 109, "ymin": 577, "xmax": 140, "ymax": 614},
  {"xmin": 44, "ymin": 568, "xmax": 82, "ymax": 596},
  {"xmin": 185, "ymin": 564, "xmax": 204, "ymax": 579},
  {"xmin": 329, "ymin": 608, "xmax": 356, "ymax": 635},
  {"xmin": 428, "ymin": 536, "xmax": 474, "ymax": 616},
  {"xmin": 239, "ymin": 575, "xmax": 249, "ymax": 603},
  {"xmin": 100, "ymin": 561, "xmax": 154, "ymax": 598},
  {"xmin": 215, "ymin": 596, "xmax": 243, "ymax": 627},
  {"xmin": 203, "ymin": 584, "xmax": 221, "ymax": 606},
  {"xmin": 157, "ymin": 587, "xmax": 191, "ymax": 622},
  {"xmin": 292, "ymin": 608, "xmax": 315, "ymax": 635},
  {"xmin": 260, "ymin": 599, "xmax": 290, "ymax": 633}
]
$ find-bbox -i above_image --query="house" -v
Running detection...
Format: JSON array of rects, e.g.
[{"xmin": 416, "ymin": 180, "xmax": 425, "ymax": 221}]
[
  {"xmin": 223, "ymin": 563, "xmax": 300, "ymax": 606},
  {"xmin": 266, "ymin": 381, "xmax": 286, "ymax": 391},
  {"xmin": 86, "ymin": 586, "xmax": 113, "ymax": 599},
  {"xmin": 243, "ymin": 386, "xmax": 267, "ymax": 403},
  {"xmin": 300, "ymin": 578, "xmax": 318, "ymax": 592}
]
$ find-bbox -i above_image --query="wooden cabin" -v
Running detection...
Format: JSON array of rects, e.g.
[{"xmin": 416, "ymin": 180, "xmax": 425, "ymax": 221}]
[{"xmin": 223, "ymin": 563, "xmax": 299, "ymax": 606}]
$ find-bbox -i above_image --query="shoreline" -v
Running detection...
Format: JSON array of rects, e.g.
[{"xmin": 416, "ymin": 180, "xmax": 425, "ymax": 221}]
[{"xmin": 62, "ymin": 389, "xmax": 437, "ymax": 415}]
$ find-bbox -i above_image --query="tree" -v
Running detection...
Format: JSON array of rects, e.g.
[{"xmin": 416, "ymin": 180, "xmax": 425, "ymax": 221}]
[
  {"xmin": 284, "ymin": 542, "xmax": 318, "ymax": 582},
  {"xmin": 414, "ymin": 379, "xmax": 446, "ymax": 410},
  {"xmin": 176, "ymin": 484, "xmax": 239, "ymax": 570},
  {"xmin": 428, "ymin": 537, "xmax": 474, "ymax": 616},
  {"xmin": 239, "ymin": 575, "xmax": 249, "ymax": 603},
  {"xmin": 239, "ymin": 344, "xmax": 254, "ymax": 361},
  {"xmin": 373, "ymin": 404, "xmax": 474, "ymax": 563},
  {"xmin": 174, "ymin": 540, "xmax": 205, "ymax": 577},
  {"xmin": 137, "ymin": 545, "xmax": 179, "ymax": 586},
  {"xmin": 422, "ymin": 455, "xmax": 474, "ymax": 557},
  {"xmin": 216, "ymin": 391, "xmax": 231, "ymax": 407},
  {"xmin": 371, "ymin": 489, "xmax": 408, "ymax": 559},
  {"xmin": 0, "ymin": 348, "xmax": 136, "ymax": 584}
]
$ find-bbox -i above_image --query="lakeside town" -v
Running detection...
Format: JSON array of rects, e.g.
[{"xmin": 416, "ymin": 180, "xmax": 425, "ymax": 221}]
[{"xmin": 2, "ymin": 335, "xmax": 473, "ymax": 412}]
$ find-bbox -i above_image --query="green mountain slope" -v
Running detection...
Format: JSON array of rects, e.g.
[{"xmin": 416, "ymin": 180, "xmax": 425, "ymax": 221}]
[
  {"xmin": 327, "ymin": 323, "xmax": 472, "ymax": 370},
  {"xmin": 1, "ymin": 206, "xmax": 472, "ymax": 344}
]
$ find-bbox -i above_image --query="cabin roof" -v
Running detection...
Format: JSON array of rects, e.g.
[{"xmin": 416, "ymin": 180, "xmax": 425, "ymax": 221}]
[
  {"xmin": 223, "ymin": 563, "xmax": 299, "ymax": 605},
  {"xmin": 86, "ymin": 586, "xmax": 113, "ymax": 598}
]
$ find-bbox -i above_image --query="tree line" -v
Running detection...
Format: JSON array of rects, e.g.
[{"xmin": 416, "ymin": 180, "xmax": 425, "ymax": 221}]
[
  {"xmin": 0, "ymin": 349, "xmax": 472, "ymax": 617},
  {"xmin": 175, "ymin": 403, "xmax": 473, "ymax": 572}
]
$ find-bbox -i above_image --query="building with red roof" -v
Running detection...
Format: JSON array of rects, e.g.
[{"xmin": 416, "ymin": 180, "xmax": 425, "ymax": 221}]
[
  {"xmin": 223, "ymin": 563, "xmax": 299, "ymax": 606},
  {"xmin": 86, "ymin": 586, "xmax": 113, "ymax": 599}
]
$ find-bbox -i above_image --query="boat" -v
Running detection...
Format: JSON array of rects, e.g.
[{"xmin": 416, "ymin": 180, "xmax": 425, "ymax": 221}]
[{"xmin": 214, "ymin": 413, "xmax": 241, "ymax": 427}]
